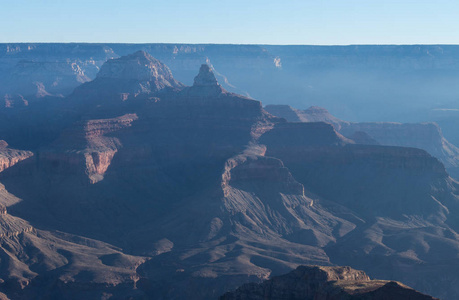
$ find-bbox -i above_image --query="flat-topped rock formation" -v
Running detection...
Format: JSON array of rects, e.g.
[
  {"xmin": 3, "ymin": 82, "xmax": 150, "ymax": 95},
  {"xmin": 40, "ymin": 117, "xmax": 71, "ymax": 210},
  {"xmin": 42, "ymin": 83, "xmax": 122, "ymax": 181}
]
[
  {"xmin": 259, "ymin": 122, "xmax": 351, "ymax": 148},
  {"xmin": 220, "ymin": 265, "xmax": 437, "ymax": 300},
  {"xmin": 265, "ymin": 104, "xmax": 459, "ymax": 178},
  {"xmin": 265, "ymin": 105, "xmax": 348, "ymax": 130},
  {"xmin": 340, "ymin": 122, "xmax": 459, "ymax": 174}
]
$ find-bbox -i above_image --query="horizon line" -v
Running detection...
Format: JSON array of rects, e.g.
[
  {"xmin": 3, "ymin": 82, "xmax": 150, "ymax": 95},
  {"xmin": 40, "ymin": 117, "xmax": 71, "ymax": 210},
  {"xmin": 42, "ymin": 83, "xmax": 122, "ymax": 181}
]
[{"xmin": 2, "ymin": 42, "xmax": 459, "ymax": 47}]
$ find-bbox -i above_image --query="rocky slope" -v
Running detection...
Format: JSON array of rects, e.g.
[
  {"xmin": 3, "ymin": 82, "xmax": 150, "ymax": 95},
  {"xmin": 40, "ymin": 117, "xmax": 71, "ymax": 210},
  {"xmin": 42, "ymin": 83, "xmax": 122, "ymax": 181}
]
[
  {"xmin": 0, "ymin": 181, "xmax": 146, "ymax": 299},
  {"xmin": 1, "ymin": 52, "xmax": 459, "ymax": 299},
  {"xmin": 1, "ymin": 54, "xmax": 340, "ymax": 299},
  {"xmin": 220, "ymin": 265, "xmax": 437, "ymax": 300},
  {"xmin": 259, "ymin": 120, "xmax": 459, "ymax": 299}
]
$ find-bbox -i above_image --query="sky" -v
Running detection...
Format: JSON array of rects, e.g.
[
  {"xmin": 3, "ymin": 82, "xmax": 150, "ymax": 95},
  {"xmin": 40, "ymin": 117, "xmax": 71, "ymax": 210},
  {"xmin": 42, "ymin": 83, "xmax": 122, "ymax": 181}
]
[{"xmin": 1, "ymin": 0, "xmax": 458, "ymax": 45}]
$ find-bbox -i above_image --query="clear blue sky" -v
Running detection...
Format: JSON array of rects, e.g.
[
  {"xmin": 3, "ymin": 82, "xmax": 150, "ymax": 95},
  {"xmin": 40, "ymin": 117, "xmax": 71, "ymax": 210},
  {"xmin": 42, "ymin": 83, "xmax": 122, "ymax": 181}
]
[{"xmin": 1, "ymin": 0, "xmax": 458, "ymax": 44}]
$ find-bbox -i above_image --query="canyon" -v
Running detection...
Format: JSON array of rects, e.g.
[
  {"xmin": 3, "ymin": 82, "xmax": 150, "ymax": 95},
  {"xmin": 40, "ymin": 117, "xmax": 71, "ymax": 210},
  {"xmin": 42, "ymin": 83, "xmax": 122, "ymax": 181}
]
[{"xmin": 0, "ymin": 50, "xmax": 456, "ymax": 299}]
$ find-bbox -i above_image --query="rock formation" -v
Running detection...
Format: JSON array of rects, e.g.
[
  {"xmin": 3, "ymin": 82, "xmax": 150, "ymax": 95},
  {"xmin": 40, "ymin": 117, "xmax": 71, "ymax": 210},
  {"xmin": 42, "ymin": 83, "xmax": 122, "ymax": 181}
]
[
  {"xmin": 220, "ymin": 265, "xmax": 437, "ymax": 300},
  {"xmin": 265, "ymin": 105, "xmax": 348, "ymax": 130},
  {"xmin": 265, "ymin": 104, "xmax": 459, "ymax": 179},
  {"xmin": 73, "ymin": 50, "xmax": 184, "ymax": 101},
  {"xmin": 0, "ymin": 181, "xmax": 145, "ymax": 298},
  {"xmin": 2, "ymin": 94, "xmax": 28, "ymax": 109},
  {"xmin": 1, "ymin": 52, "xmax": 459, "ymax": 299},
  {"xmin": 181, "ymin": 64, "xmax": 227, "ymax": 97},
  {"xmin": 0, "ymin": 141, "xmax": 33, "ymax": 173},
  {"xmin": 40, "ymin": 113, "xmax": 138, "ymax": 183}
]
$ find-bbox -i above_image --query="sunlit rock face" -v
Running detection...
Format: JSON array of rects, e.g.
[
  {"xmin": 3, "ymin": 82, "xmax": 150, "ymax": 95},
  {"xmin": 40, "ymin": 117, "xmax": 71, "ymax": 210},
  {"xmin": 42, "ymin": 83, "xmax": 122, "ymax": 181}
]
[
  {"xmin": 220, "ymin": 265, "xmax": 437, "ymax": 300},
  {"xmin": 0, "ymin": 141, "xmax": 33, "ymax": 173},
  {"xmin": 93, "ymin": 50, "xmax": 184, "ymax": 93}
]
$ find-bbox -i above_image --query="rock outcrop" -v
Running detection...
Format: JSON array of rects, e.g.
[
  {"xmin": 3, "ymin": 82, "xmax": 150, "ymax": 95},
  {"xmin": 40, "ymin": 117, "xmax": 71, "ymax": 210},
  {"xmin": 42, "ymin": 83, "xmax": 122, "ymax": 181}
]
[
  {"xmin": 181, "ymin": 64, "xmax": 227, "ymax": 97},
  {"xmin": 0, "ymin": 141, "xmax": 33, "ymax": 173},
  {"xmin": 39, "ymin": 113, "xmax": 138, "ymax": 183},
  {"xmin": 73, "ymin": 50, "xmax": 184, "ymax": 101},
  {"xmin": 340, "ymin": 122, "xmax": 459, "ymax": 176},
  {"xmin": 265, "ymin": 104, "xmax": 459, "ymax": 178},
  {"xmin": 220, "ymin": 265, "xmax": 437, "ymax": 300},
  {"xmin": 2, "ymin": 94, "xmax": 28, "ymax": 109},
  {"xmin": 0, "ymin": 180, "xmax": 146, "ymax": 299},
  {"xmin": 265, "ymin": 105, "xmax": 348, "ymax": 130}
]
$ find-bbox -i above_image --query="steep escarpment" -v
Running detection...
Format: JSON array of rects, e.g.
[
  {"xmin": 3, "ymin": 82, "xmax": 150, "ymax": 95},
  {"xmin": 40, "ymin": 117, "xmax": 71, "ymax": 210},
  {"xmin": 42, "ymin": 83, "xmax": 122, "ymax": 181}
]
[
  {"xmin": 0, "ymin": 141, "xmax": 33, "ymax": 173},
  {"xmin": 259, "ymin": 122, "xmax": 351, "ymax": 148},
  {"xmin": 260, "ymin": 123, "xmax": 449, "ymax": 217},
  {"xmin": 265, "ymin": 105, "xmax": 348, "ymax": 130},
  {"xmin": 259, "ymin": 120, "xmax": 459, "ymax": 299},
  {"xmin": 1, "ymin": 55, "xmax": 278, "ymax": 247},
  {"xmin": 135, "ymin": 144, "xmax": 355, "ymax": 299},
  {"xmin": 3, "ymin": 55, "xmax": 352, "ymax": 299},
  {"xmin": 3, "ymin": 51, "xmax": 459, "ymax": 299},
  {"xmin": 220, "ymin": 265, "xmax": 437, "ymax": 300},
  {"xmin": 339, "ymin": 122, "xmax": 459, "ymax": 177},
  {"xmin": 265, "ymin": 105, "xmax": 459, "ymax": 178},
  {"xmin": 39, "ymin": 113, "xmax": 138, "ymax": 183}
]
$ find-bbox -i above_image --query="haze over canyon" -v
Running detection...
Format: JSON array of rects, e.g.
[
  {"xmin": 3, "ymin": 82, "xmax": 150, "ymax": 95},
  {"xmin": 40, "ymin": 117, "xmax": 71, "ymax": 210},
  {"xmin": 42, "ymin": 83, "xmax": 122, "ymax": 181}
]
[{"xmin": 0, "ymin": 44, "xmax": 458, "ymax": 299}]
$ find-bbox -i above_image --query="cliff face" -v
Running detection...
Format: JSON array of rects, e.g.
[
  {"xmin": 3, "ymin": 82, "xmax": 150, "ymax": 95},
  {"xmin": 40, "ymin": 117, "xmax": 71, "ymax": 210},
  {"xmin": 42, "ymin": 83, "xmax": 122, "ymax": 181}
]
[
  {"xmin": 220, "ymin": 265, "xmax": 437, "ymax": 300},
  {"xmin": 265, "ymin": 105, "xmax": 459, "ymax": 179},
  {"xmin": 340, "ymin": 122, "xmax": 459, "ymax": 175},
  {"xmin": 71, "ymin": 51, "xmax": 184, "ymax": 103},
  {"xmin": 2, "ymin": 51, "xmax": 459, "ymax": 300},
  {"xmin": 260, "ymin": 123, "xmax": 449, "ymax": 217},
  {"xmin": 0, "ymin": 141, "xmax": 33, "ymax": 173},
  {"xmin": 258, "ymin": 119, "xmax": 459, "ymax": 300},
  {"xmin": 265, "ymin": 105, "xmax": 348, "ymax": 130},
  {"xmin": 3, "ymin": 43, "xmax": 459, "ymax": 143},
  {"xmin": 39, "ymin": 113, "xmax": 138, "ymax": 183}
]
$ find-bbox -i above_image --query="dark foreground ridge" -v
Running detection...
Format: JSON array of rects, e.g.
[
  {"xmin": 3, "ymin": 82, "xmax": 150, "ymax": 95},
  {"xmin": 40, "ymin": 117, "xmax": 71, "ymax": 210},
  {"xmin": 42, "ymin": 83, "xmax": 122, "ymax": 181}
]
[{"xmin": 220, "ymin": 265, "xmax": 437, "ymax": 300}]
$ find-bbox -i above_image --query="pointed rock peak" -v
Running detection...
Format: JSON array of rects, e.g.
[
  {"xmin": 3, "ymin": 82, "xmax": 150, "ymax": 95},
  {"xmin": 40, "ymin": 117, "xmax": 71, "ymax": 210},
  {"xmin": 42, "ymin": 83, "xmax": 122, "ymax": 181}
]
[
  {"xmin": 0, "ymin": 140, "xmax": 8, "ymax": 148},
  {"xmin": 193, "ymin": 64, "xmax": 219, "ymax": 87}
]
